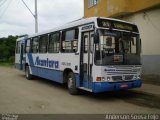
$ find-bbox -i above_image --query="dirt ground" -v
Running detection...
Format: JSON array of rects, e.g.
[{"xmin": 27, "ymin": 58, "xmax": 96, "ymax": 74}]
[
  {"xmin": 142, "ymin": 74, "xmax": 160, "ymax": 85},
  {"xmin": 0, "ymin": 67, "xmax": 159, "ymax": 114}
]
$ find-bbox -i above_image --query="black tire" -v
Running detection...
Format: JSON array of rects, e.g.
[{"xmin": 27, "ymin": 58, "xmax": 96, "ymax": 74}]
[
  {"xmin": 67, "ymin": 72, "xmax": 79, "ymax": 95},
  {"xmin": 25, "ymin": 66, "xmax": 33, "ymax": 80}
]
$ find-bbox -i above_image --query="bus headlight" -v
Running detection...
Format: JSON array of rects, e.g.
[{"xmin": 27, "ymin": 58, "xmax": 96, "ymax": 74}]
[
  {"xmin": 96, "ymin": 77, "xmax": 106, "ymax": 82},
  {"xmin": 137, "ymin": 75, "xmax": 141, "ymax": 79},
  {"xmin": 96, "ymin": 76, "xmax": 113, "ymax": 82},
  {"xmin": 106, "ymin": 76, "xmax": 113, "ymax": 82},
  {"xmin": 133, "ymin": 75, "xmax": 141, "ymax": 80},
  {"xmin": 107, "ymin": 77, "xmax": 111, "ymax": 81},
  {"xmin": 102, "ymin": 77, "xmax": 105, "ymax": 81},
  {"xmin": 133, "ymin": 76, "xmax": 137, "ymax": 79}
]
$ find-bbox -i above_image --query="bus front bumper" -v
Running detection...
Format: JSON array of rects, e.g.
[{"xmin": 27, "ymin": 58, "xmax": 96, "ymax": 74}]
[{"xmin": 92, "ymin": 80, "xmax": 142, "ymax": 93}]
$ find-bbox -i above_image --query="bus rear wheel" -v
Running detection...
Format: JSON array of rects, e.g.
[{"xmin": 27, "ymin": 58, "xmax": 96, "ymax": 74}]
[
  {"xmin": 25, "ymin": 66, "xmax": 33, "ymax": 80},
  {"xmin": 67, "ymin": 72, "xmax": 79, "ymax": 95}
]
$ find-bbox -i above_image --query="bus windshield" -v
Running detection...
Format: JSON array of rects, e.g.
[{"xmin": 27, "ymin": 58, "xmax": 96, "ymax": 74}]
[{"xmin": 95, "ymin": 29, "xmax": 141, "ymax": 65}]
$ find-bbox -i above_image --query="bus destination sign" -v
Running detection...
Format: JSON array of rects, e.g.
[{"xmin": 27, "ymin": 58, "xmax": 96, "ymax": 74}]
[
  {"xmin": 113, "ymin": 22, "xmax": 133, "ymax": 31},
  {"xmin": 97, "ymin": 18, "xmax": 138, "ymax": 32}
]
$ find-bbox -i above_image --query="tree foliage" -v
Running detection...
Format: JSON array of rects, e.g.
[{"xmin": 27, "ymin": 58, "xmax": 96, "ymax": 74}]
[{"xmin": 0, "ymin": 35, "xmax": 18, "ymax": 63}]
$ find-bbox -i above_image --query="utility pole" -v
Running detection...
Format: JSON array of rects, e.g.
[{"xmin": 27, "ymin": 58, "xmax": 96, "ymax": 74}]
[
  {"xmin": 35, "ymin": 0, "xmax": 38, "ymax": 33},
  {"xmin": 22, "ymin": 0, "xmax": 38, "ymax": 33}
]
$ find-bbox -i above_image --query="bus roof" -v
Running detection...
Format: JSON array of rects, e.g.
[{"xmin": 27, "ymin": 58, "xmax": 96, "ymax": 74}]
[
  {"xmin": 16, "ymin": 35, "xmax": 28, "ymax": 41},
  {"xmin": 28, "ymin": 17, "xmax": 136, "ymax": 38}
]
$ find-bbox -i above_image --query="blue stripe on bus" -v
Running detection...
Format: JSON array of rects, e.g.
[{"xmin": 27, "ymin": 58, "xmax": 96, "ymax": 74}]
[
  {"xmin": 15, "ymin": 63, "xmax": 21, "ymax": 70},
  {"xmin": 29, "ymin": 66, "xmax": 81, "ymax": 85},
  {"xmin": 30, "ymin": 66, "xmax": 64, "ymax": 83},
  {"xmin": 92, "ymin": 80, "xmax": 142, "ymax": 93},
  {"xmin": 75, "ymin": 74, "xmax": 81, "ymax": 87},
  {"xmin": 26, "ymin": 53, "xmax": 82, "ymax": 85},
  {"xmin": 15, "ymin": 63, "xmax": 25, "ymax": 70},
  {"xmin": 27, "ymin": 53, "xmax": 34, "ymax": 66}
]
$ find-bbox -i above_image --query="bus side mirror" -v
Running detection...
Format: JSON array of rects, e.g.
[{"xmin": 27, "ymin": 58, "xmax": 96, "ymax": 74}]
[{"xmin": 94, "ymin": 30, "xmax": 99, "ymax": 44}]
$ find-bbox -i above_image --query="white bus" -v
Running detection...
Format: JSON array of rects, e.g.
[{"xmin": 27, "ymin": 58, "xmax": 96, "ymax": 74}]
[{"xmin": 15, "ymin": 17, "xmax": 142, "ymax": 95}]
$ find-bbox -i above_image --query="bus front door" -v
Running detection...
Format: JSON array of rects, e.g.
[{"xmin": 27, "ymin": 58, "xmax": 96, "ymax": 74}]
[{"xmin": 80, "ymin": 31, "xmax": 94, "ymax": 89}]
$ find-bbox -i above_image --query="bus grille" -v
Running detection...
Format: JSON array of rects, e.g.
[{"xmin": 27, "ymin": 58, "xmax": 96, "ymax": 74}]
[
  {"xmin": 112, "ymin": 76, "xmax": 122, "ymax": 81},
  {"xmin": 125, "ymin": 75, "xmax": 134, "ymax": 80},
  {"xmin": 112, "ymin": 75, "xmax": 134, "ymax": 81}
]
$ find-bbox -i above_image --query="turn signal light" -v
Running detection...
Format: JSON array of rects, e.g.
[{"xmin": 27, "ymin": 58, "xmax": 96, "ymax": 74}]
[{"xmin": 96, "ymin": 77, "xmax": 101, "ymax": 82}]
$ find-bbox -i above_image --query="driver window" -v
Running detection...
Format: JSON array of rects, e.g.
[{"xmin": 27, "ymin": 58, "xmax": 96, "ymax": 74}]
[
  {"xmin": 124, "ymin": 40, "xmax": 130, "ymax": 53},
  {"xmin": 101, "ymin": 36, "xmax": 115, "ymax": 52},
  {"xmin": 131, "ymin": 37, "xmax": 137, "ymax": 53},
  {"xmin": 123, "ymin": 36, "xmax": 137, "ymax": 54}
]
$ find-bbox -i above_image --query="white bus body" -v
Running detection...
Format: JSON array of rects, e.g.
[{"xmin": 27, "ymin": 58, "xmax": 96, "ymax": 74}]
[{"xmin": 15, "ymin": 17, "xmax": 142, "ymax": 94}]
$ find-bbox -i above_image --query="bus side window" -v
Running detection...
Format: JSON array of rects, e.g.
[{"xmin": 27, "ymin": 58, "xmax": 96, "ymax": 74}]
[
  {"xmin": 16, "ymin": 41, "xmax": 20, "ymax": 54},
  {"xmin": 62, "ymin": 28, "xmax": 79, "ymax": 53},
  {"xmin": 39, "ymin": 35, "xmax": 48, "ymax": 53},
  {"xmin": 48, "ymin": 32, "xmax": 60, "ymax": 53},
  {"xmin": 31, "ymin": 37, "xmax": 39, "ymax": 53},
  {"xmin": 26, "ymin": 39, "xmax": 31, "ymax": 53},
  {"xmin": 131, "ymin": 37, "xmax": 137, "ymax": 54}
]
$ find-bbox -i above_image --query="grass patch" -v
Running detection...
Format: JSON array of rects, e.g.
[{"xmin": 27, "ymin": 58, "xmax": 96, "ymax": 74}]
[{"xmin": 0, "ymin": 62, "xmax": 14, "ymax": 67}]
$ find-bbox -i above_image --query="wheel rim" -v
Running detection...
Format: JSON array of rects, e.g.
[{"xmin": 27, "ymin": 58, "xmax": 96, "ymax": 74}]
[{"xmin": 68, "ymin": 77, "xmax": 73, "ymax": 89}]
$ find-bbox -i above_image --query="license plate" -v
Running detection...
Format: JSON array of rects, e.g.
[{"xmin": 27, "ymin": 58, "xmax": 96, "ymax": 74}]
[{"xmin": 120, "ymin": 84, "xmax": 128, "ymax": 88}]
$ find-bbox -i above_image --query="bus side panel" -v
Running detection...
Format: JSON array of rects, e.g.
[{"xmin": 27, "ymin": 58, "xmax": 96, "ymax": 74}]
[
  {"xmin": 26, "ymin": 53, "xmax": 37, "ymax": 75},
  {"xmin": 15, "ymin": 63, "xmax": 25, "ymax": 71},
  {"xmin": 75, "ymin": 73, "xmax": 81, "ymax": 88},
  {"xmin": 15, "ymin": 62, "xmax": 21, "ymax": 70},
  {"xmin": 26, "ymin": 53, "xmax": 63, "ymax": 83},
  {"xmin": 30, "ymin": 66, "xmax": 63, "ymax": 83},
  {"xmin": 15, "ymin": 53, "xmax": 20, "ymax": 70}
]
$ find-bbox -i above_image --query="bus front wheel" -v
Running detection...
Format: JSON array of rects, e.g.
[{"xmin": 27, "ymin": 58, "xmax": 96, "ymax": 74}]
[
  {"xmin": 25, "ymin": 66, "xmax": 33, "ymax": 80},
  {"xmin": 67, "ymin": 72, "xmax": 79, "ymax": 95}
]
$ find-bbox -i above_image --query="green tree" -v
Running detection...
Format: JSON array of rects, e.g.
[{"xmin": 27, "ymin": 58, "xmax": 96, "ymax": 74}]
[{"xmin": 0, "ymin": 35, "xmax": 18, "ymax": 63}]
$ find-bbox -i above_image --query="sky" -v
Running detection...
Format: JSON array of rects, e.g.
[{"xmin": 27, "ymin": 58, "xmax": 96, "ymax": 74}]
[{"xmin": 0, "ymin": 0, "xmax": 84, "ymax": 38}]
